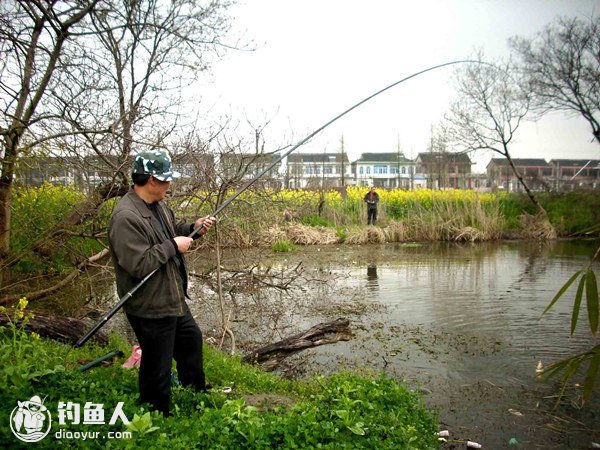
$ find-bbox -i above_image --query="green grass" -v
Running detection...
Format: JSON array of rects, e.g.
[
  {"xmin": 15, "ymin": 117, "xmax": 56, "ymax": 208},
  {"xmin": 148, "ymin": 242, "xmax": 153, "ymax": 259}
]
[
  {"xmin": 0, "ymin": 305, "xmax": 439, "ymax": 449},
  {"xmin": 271, "ymin": 241, "xmax": 298, "ymax": 252},
  {"xmin": 299, "ymin": 214, "xmax": 336, "ymax": 228}
]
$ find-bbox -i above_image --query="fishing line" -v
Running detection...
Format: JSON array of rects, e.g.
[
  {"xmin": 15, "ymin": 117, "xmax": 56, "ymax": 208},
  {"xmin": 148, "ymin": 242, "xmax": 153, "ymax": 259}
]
[{"xmin": 76, "ymin": 59, "xmax": 483, "ymax": 347}]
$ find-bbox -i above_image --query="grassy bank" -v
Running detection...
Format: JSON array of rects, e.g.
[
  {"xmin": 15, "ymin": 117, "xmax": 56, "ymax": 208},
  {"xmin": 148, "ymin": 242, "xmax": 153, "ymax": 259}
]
[
  {"xmin": 0, "ymin": 303, "xmax": 439, "ymax": 449},
  {"xmin": 8, "ymin": 184, "xmax": 600, "ymax": 272}
]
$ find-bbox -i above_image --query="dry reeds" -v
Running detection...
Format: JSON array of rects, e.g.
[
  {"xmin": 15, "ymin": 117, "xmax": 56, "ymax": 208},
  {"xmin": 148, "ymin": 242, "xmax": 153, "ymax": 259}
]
[
  {"xmin": 518, "ymin": 213, "xmax": 557, "ymax": 240},
  {"xmin": 219, "ymin": 224, "xmax": 252, "ymax": 247},
  {"xmin": 345, "ymin": 226, "xmax": 386, "ymax": 244},
  {"xmin": 450, "ymin": 226, "xmax": 485, "ymax": 242},
  {"xmin": 383, "ymin": 221, "xmax": 408, "ymax": 242},
  {"xmin": 257, "ymin": 225, "xmax": 288, "ymax": 246},
  {"xmin": 286, "ymin": 223, "xmax": 339, "ymax": 245},
  {"xmin": 400, "ymin": 198, "xmax": 504, "ymax": 242}
]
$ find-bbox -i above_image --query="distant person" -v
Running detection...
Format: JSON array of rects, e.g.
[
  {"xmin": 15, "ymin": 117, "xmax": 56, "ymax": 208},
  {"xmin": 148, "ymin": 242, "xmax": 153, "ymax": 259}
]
[{"xmin": 363, "ymin": 187, "xmax": 379, "ymax": 225}]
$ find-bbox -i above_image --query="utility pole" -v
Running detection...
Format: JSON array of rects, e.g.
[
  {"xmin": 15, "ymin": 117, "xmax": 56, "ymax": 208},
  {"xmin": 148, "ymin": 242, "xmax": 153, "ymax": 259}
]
[
  {"xmin": 397, "ymin": 134, "xmax": 401, "ymax": 189},
  {"xmin": 340, "ymin": 135, "xmax": 345, "ymax": 187},
  {"xmin": 410, "ymin": 147, "xmax": 414, "ymax": 190}
]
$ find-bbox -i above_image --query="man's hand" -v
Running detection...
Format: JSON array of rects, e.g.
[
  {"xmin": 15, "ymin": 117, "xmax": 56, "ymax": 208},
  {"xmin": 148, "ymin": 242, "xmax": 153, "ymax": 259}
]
[
  {"xmin": 173, "ymin": 236, "xmax": 193, "ymax": 253},
  {"xmin": 195, "ymin": 216, "xmax": 216, "ymax": 235}
]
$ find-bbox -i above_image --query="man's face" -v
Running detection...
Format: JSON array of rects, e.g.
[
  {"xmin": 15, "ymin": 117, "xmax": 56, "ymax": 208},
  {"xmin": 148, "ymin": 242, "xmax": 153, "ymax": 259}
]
[{"xmin": 149, "ymin": 176, "xmax": 171, "ymax": 201}]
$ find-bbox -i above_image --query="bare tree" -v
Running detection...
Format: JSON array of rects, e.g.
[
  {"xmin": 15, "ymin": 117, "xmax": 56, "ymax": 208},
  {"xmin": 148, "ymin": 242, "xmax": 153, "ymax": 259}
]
[
  {"xmin": 49, "ymin": 0, "xmax": 234, "ymax": 229},
  {"xmin": 1, "ymin": 0, "xmax": 234, "ymax": 266},
  {"xmin": 443, "ymin": 56, "xmax": 547, "ymax": 215},
  {"xmin": 510, "ymin": 16, "xmax": 600, "ymax": 144},
  {"xmin": 426, "ymin": 124, "xmax": 450, "ymax": 190},
  {"xmin": 0, "ymin": 1, "xmax": 99, "ymax": 257}
]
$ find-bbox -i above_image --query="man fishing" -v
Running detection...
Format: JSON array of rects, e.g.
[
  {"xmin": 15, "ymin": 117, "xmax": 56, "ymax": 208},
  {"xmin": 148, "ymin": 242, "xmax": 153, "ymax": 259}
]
[
  {"xmin": 108, "ymin": 149, "xmax": 215, "ymax": 416},
  {"xmin": 364, "ymin": 186, "xmax": 380, "ymax": 225}
]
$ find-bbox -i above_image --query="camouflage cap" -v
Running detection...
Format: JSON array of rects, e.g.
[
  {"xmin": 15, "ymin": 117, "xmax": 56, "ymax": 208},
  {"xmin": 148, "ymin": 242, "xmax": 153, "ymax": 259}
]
[{"xmin": 132, "ymin": 150, "xmax": 181, "ymax": 181}]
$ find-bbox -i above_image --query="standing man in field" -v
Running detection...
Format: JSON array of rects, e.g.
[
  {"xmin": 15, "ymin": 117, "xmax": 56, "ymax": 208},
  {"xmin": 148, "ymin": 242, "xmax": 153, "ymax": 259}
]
[
  {"xmin": 108, "ymin": 149, "xmax": 215, "ymax": 416},
  {"xmin": 364, "ymin": 186, "xmax": 380, "ymax": 225}
]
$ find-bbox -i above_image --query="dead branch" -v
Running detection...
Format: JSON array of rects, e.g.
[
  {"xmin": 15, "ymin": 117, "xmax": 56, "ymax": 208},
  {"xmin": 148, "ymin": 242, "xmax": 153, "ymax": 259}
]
[
  {"xmin": 242, "ymin": 318, "xmax": 352, "ymax": 369},
  {"xmin": 0, "ymin": 249, "xmax": 109, "ymax": 306}
]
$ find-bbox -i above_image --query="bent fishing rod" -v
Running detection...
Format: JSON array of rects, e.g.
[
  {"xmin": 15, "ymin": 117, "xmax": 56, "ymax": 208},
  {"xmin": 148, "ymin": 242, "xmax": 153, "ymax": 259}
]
[{"xmin": 75, "ymin": 59, "xmax": 479, "ymax": 348}]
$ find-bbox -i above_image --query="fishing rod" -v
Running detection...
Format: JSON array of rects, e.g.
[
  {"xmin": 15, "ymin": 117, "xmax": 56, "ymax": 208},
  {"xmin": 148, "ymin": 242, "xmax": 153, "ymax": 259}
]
[{"xmin": 75, "ymin": 59, "xmax": 479, "ymax": 348}]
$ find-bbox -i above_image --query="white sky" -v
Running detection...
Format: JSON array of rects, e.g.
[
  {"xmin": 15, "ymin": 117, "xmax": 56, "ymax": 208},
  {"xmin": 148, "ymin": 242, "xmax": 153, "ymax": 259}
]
[{"xmin": 195, "ymin": 0, "xmax": 600, "ymax": 173}]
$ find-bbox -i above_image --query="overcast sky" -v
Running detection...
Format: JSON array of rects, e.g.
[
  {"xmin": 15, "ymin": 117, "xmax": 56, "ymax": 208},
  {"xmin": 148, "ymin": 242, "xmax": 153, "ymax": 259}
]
[{"xmin": 196, "ymin": 0, "xmax": 600, "ymax": 173}]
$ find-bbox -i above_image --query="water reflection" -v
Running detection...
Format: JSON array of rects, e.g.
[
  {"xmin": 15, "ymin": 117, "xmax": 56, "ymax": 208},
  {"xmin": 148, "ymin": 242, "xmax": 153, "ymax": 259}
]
[{"xmin": 366, "ymin": 264, "xmax": 378, "ymax": 291}]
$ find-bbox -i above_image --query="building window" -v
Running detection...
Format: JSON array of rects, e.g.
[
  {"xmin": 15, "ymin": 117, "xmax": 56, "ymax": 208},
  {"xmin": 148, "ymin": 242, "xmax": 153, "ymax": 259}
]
[
  {"xmin": 366, "ymin": 166, "xmax": 371, "ymax": 175},
  {"xmin": 374, "ymin": 165, "xmax": 387, "ymax": 174},
  {"xmin": 359, "ymin": 167, "xmax": 364, "ymax": 175},
  {"xmin": 401, "ymin": 167, "xmax": 406, "ymax": 174}
]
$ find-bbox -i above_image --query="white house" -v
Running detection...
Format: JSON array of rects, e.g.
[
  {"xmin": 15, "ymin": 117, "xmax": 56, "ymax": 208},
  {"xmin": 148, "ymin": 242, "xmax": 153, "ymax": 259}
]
[{"xmin": 351, "ymin": 152, "xmax": 414, "ymax": 188}]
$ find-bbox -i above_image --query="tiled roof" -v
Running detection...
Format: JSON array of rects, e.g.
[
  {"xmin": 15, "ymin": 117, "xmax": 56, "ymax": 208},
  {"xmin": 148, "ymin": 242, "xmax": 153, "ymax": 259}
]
[
  {"xmin": 288, "ymin": 153, "xmax": 350, "ymax": 163},
  {"xmin": 487, "ymin": 158, "xmax": 549, "ymax": 167},
  {"xmin": 353, "ymin": 152, "xmax": 412, "ymax": 163},
  {"xmin": 416, "ymin": 152, "xmax": 472, "ymax": 163},
  {"xmin": 549, "ymin": 159, "xmax": 600, "ymax": 167}
]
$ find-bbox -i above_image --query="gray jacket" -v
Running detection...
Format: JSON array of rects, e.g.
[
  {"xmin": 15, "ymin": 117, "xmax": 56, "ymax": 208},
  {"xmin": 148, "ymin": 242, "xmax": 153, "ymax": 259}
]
[{"xmin": 108, "ymin": 188, "xmax": 196, "ymax": 318}]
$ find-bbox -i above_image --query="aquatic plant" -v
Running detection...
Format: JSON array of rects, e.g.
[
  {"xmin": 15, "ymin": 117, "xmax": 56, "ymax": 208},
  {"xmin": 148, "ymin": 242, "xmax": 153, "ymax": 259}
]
[{"xmin": 540, "ymin": 245, "xmax": 600, "ymax": 405}]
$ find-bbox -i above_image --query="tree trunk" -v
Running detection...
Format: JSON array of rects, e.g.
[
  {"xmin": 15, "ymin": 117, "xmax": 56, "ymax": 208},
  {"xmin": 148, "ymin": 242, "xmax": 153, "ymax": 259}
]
[
  {"xmin": 243, "ymin": 318, "xmax": 352, "ymax": 369},
  {"xmin": 0, "ymin": 132, "xmax": 18, "ymax": 258},
  {"xmin": 55, "ymin": 182, "xmax": 128, "ymax": 231},
  {"xmin": 0, "ymin": 311, "xmax": 108, "ymax": 346},
  {"xmin": 32, "ymin": 182, "xmax": 128, "ymax": 259},
  {"xmin": 0, "ymin": 176, "xmax": 12, "ymax": 259},
  {"xmin": 506, "ymin": 155, "xmax": 547, "ymax": 216}
]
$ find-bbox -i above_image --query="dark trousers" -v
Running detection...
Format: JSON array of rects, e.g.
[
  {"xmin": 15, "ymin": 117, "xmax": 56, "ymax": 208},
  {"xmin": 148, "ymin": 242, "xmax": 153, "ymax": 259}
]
[
  {"xmin": 367, "ymin": 207, "xmax": 377, "ymax": 225},
  {"xmin": 126, "ymin": 310, "xmax": 206, "ymax": 415}
]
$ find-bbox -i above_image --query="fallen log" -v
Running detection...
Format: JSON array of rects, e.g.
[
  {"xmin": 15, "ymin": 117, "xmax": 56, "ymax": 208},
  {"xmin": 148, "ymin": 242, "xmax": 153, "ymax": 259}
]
[
  {"xmin": 242, "ymin": 317, "xmax": 352, "ymax": 369},
  {"xmin": 0, "ymin": 311, "xmax": 108, "ymax": 346}
]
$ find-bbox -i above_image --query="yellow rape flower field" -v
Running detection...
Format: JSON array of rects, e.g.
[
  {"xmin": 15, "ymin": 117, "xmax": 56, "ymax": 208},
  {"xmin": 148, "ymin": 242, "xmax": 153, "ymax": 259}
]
[{"xmin": 181, "ymin": 187, "xmax": 507, "ymax": 247}]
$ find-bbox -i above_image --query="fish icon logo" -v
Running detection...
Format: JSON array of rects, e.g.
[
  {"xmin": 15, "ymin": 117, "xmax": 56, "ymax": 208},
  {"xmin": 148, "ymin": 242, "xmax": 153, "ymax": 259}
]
[{"xmin": 10, "ymin": 395, "xmax": 52, "ymax": 442}]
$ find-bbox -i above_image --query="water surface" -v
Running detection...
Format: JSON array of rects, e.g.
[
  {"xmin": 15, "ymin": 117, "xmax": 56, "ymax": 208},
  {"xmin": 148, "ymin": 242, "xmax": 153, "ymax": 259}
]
[
  {"xmin": 71, "ymin": 239, "xmax": 600, "ymax": 448},
  {"xmin": 208, "ymin": 239, "xmax": 599, "ymax": 449}
]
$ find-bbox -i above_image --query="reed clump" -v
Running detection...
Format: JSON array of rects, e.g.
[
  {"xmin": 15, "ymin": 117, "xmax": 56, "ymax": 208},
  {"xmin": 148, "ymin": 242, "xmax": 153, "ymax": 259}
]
[
  {"xmin": 345, "ymin": 226, "xmax": 386, "ymax": 244},
  {"xmin": 518, "ymin": 213, "xmax": 557, "ymax": 240},
  {"xmin": 287, "ymin": 223, "xmax": 338, "ymax": 245}
]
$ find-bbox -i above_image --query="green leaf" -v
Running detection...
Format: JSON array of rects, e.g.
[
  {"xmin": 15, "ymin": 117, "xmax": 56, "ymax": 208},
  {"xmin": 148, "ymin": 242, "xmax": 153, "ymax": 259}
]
[
  {"xmin": 555, "ymin": 358, "xmax": 583, "ymax": 406},
  {"xmin": 585, "ymin": 270, "xmax": 599, "ymax": 334},
  {"xmin": 126, "ymin": 413, "xmax": 155, "ymax": 434},
  {"xmin": 334, "ymin": 410, "xmax": 349, "ymax": 420},
  {"xmin": 348, "ymin": 422, "xmax": 366, "ymax": 436},
  {"xmin": 582, "ymin": 346, "xmax": 600, "ymax": 405},
  {"xmin": 571, "ymin": 274, "xmax": 586, "ymax": 335},
  {"xmin": 542, "ymin": 270, "xmax": 582, "ymax": 317},
  {"xmin": 539, "ymin": 358, "xmax": 571, "ymax": 381}
]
